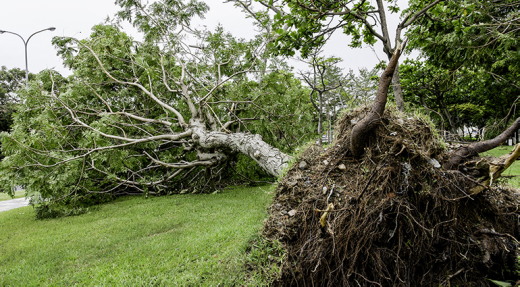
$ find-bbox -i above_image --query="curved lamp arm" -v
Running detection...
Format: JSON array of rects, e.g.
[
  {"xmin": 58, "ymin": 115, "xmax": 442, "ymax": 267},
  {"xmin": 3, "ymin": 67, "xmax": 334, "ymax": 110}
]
[{"xmin": 0, "ymin": 27, "xmax": 56, "ymax": 86}]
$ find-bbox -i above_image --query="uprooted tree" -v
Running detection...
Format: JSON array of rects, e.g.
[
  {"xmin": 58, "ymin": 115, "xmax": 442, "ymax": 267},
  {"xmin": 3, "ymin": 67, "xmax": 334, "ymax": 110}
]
[
  {"xmin": 247, "ymin": 28, "xmax": 520, "ymax": 287},
  {"xmin": 228, "ymin": 0, "xmax": 519, "ymax": 159}
]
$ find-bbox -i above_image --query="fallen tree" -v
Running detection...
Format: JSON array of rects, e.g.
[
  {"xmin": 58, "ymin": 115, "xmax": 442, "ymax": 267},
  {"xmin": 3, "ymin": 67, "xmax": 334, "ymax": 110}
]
[
  {"xmin": 0, "ymin": 2, "xmax": 317, "ymax": 216},
  {"xmin": 0, "ymin": 0, "xmax": 516, "ymax": 218},
  {"xmin": 261, "ymin": 108, "xmax": 519, "ymax": 286}
]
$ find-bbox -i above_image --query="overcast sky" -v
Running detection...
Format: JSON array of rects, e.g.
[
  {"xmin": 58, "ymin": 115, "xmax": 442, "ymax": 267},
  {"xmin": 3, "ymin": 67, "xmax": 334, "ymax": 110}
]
[{"xmin": 0, "ymin": 1, "xmax": 390, "ymax": 76}]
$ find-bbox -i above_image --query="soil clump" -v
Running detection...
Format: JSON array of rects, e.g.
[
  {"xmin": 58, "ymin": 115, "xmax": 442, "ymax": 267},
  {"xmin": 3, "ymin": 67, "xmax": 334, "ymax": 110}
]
[{"xmin": 264, "ymin": 108, "xmax": 519, "ymax": 286}]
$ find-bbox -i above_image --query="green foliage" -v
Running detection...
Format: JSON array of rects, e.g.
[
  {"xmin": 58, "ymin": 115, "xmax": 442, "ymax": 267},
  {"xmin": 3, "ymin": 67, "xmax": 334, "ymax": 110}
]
[
  {"xmin": 0, "ymin": 66, "xmax": 28, "ymax": 163},
  {"xmin": 1, "ymin": 9, "xmax": 316, "ymax": 214},
  {"xmin": 34, "ymin": 192, "xmax": 114, "ymax": 219},
  {"xmin": 114, "ymin": 0, "xmax": 209, "ymax": 43},
  {"xmin": 400, "ymin": 59, "xmax": 516, "ymax": 134},
  {"xmin": 252, "ymin": 0, "xmax": 445, "ymax": 60},
  {"xmin": 408, "ymin": 0, "xmax": 519, "ymax": 73},
  {"xmin": 230, "ymin": 70, "xmax": 316, "ymax": 152},
  {"xmin": 0, "ymin": 66, "xmax": 25, "ymax": 132},
  {"xmin": 1, "ymin": 26, "xmax": 186, "ymax": 210},
  {"xmin": 0, "ymin": 185, "xmax": 273, "ymax": 286},
  {"xmin": 222, "ymin": 70, "xmax": 317, "ymax": 181},
  {"xmin": 269, "ymin": 0, "xmax": 382, "ymax": 57},
  {"xmin": 232, "ymin": 154, "xmax": 272, "ymax": 183},
  {"xmin": 343, "ymin": 67, "xmax": 381, "ymax": 108},
  {"xmin": 406, "ymin": 0, "xmax": 519, "ymax": 133}
]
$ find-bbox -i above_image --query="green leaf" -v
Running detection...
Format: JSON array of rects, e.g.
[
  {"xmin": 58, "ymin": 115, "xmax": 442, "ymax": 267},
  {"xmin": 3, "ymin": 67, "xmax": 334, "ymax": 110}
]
[{"xmin": 488, "ymin": 279, "xmax": 512, "ymax": 287}]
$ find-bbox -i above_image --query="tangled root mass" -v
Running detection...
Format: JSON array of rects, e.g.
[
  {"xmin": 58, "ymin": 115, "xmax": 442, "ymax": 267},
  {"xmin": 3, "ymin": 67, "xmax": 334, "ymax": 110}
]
[{"xmin": 265, "ymin": 108, "xmax": 519, "ymax": 286}]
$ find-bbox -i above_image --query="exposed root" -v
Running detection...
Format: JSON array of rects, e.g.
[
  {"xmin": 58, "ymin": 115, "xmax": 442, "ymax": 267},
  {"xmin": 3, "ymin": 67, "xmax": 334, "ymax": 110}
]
[{"xmin": 263, "ymin": 108, "xmax": 519, "ymax": 286}]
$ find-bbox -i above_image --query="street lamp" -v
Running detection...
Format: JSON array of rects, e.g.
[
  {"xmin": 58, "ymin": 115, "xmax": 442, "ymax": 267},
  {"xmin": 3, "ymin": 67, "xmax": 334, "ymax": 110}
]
[{"xmin": 0, "ymin": 27, "xmax": 56, "ymax": 87}]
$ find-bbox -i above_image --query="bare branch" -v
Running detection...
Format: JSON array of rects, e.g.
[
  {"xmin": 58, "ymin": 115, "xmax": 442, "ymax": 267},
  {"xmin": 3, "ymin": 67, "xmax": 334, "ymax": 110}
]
[
  {"xmin": 143, "ymin": 151, "xmax": 218, "ymax": 168},
  {"xmin": 197, "ymin": 68, "xmax": 255, "ymax": 104},
  {"xmin": 447, "ymin": 117, "xmax": 520, "ymax": 169},
  {"xmin": 75, "ymin": 39, "xmax": 188, "ymax": 126},
  {"xmin": 375, "ymin": 0, "xmax": 392, "ymax": 54},
  {"xmin": 53, "ymin": 90, "xmax": 191, "ymax": 143},
  {"xmin": 400, "ymin": 0, "xmax": 444, "ymax": 29},
  {"xmin": 105, "ymin": 111, "xmax": 174, "ymax": 127}
]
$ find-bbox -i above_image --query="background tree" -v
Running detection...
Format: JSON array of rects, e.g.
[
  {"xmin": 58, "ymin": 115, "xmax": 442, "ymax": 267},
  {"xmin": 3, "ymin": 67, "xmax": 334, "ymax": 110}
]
[
  {"xmin": 300, "ymin": 53, "xmax": 345, "ymax": 143},
  {"xmin": 406, "ymin": 0, "xmax": 519, "ymax": 135},
  {"xmin": 343, "ymin": 67, "xmax": 380, "ymax": 108},
  {"xmin": 400, "ymin": 59, "xmax": 517, "ymax": 138},
  {"xmin": 0, "ymin": 66, "xmax": 26, "ymax": 133}
]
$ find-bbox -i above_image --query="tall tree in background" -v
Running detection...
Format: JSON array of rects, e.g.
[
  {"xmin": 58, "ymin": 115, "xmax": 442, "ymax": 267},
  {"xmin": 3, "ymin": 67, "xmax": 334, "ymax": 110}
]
[
  {"xmin": 400, "ymin": 59, "xmax": 516, "ymax": 138},
  {"xmin": 343, "ymin": 67, "xmax": 380, "ymax": 107},
  {"xmin": 300, "ymin": 53, "xmax": 345, "ymax": 143},
  {"xmin": 406, "ymin": 0, "xmax": 519, "ymax": 134}
]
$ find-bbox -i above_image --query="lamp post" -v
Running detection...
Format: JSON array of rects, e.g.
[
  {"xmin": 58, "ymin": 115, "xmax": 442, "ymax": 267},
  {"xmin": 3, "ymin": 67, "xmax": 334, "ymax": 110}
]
[{"xmin": 0, "ymin": 27, "xmax": 56, "ymax": 87}]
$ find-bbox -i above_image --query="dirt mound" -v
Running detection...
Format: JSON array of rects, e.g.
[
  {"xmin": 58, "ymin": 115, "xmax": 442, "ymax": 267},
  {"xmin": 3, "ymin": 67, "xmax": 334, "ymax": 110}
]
[{"xmin": 264, "ymin": 108, "xmax": 519, "ymax": 286}]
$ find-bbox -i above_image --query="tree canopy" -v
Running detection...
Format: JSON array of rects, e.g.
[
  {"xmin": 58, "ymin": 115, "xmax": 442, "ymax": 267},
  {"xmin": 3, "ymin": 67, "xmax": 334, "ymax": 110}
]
[
  {"xmin": 405, "ymin": 0, "xmax": 519, "ymax": 135},
  {"xmin": 229, "ymin": 0, "xmax": 447, "ymax": 110},
  {"xmin": 400, "ymin": 59, "xmax": 517, "ymax": 137}
]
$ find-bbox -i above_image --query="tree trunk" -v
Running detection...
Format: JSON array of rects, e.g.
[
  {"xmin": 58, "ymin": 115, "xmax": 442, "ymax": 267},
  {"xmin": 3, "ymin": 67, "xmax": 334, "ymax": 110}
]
[
  {"xmin": 350, "ymin": 48, "xmax": 402, "ymax": 157},
  {"xmin": 392, "ymin": 66, "xmax": 405, "ymax": 112},
  {"xmin": 445, "ymin": 117, "xmax": 520, "ymax": 169},
  {"xmin": 190, "ymin": 119, "xmax": 292, "ymax": 177},
  {"xmin": 318, "ymin": 93, "xmax": 323, "ymax": 144}
]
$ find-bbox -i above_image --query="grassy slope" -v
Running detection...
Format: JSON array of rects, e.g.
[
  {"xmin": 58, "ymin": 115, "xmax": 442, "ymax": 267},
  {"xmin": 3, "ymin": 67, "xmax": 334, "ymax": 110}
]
[
  {"xmin": 480, "ymin": 145, "xmax": 520, "ymax": 188},
  {"xmin": 0, "ymin": 185, "xmax": 273, "ymax": 286}
]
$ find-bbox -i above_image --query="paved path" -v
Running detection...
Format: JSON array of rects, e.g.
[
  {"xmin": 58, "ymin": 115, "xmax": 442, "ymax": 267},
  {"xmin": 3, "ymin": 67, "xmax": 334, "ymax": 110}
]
[{"xmin": 0, "ymin": 198, "xmax": 30, "ymax": 212}]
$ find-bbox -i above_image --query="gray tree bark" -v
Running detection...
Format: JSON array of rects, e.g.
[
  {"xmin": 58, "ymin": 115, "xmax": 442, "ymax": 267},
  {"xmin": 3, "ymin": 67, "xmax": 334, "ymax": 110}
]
[
  {"xmin": 190, "ymin": 119, "xmax": 292, "ymax": 177},
  {"xmin": 392, "ymin": 67, "xmax": 405, "ymax": 111}
]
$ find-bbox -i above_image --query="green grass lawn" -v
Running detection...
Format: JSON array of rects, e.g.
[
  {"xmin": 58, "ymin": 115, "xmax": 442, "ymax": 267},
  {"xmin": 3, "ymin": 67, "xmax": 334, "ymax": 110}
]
[
  {"xmin": 480, "ymin": 145, "xmax": 520, "ymax": 188},
  {"xmin": 0, "ymin": 185, "xmax": 273, "ymax": 286},
  {"xmin": 0, "ymin": 190, "xmax": 25, "ymax": 201}
]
